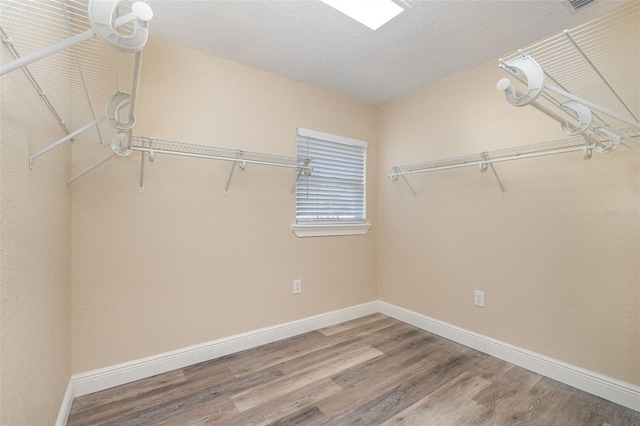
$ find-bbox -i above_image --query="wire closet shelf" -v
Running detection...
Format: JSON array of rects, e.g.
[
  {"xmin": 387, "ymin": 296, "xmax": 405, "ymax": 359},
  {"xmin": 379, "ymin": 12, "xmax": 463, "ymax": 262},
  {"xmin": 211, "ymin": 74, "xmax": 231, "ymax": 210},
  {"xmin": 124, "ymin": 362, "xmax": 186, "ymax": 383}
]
[
  {"xmin": 1, "ymin": 0, "xmax": 311, "ymax": 194},
  {"xmin": 1, "ymin": 0, "xmax": 152, "ymax": 166},
  {"xmin": 389, "ymin": 1, "xmax": 640, "ymax": 196},
  {"xmin": 129, "ymin": 136, "xmax": 313, "ymax": 195}
]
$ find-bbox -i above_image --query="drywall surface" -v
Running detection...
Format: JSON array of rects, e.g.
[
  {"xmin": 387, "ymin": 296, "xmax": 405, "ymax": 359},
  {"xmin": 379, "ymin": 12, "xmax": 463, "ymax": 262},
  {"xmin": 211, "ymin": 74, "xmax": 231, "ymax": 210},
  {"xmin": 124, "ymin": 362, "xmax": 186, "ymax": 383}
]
[
  {"xmin": 71, "ymin": 38, "xmax": 378, "ymax": 373},
  {"xmin": 378, "ymin": 60, "xmax": 639, "ymax": 385},
  {"xmin": 0, "ymin": 64, "xmax": 72, "ymax": 422}
]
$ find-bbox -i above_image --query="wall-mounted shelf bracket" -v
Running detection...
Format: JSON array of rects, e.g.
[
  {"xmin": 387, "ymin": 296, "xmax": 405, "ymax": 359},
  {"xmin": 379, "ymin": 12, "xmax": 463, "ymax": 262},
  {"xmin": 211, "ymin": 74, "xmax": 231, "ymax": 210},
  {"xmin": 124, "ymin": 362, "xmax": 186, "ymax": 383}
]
[
  {"xmin": 138, "ymin": 140, "xmax": 154, "ymax": 192},
  {"xmin": 29, "ymin": 116, "xmax": 105, "ymax": 169},
  {"xmin": 68, "ymin": 153, "xmax": 115, "ymax": 186},
  {"xmin": 224, "ymin": 150, "xmax": 246, "ymax": 196},
  {"xmin": 391, "ymin": 166, "xmax": 418, "ymax": 196},
  {"xmin": 289, "ymin": 159, "xmax": 311, "ymax": 195},
  {"xmin": 480, "ymin": 152, "xmax": 506, "ymax": 196}
]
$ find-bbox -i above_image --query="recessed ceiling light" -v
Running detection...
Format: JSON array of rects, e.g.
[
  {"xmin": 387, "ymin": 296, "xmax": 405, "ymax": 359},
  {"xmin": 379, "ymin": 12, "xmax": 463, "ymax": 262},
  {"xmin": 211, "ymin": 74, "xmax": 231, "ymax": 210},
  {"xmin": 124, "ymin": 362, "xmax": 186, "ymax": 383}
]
[{"xmin": 320, "ymin": 0, "xmax": 408, "ymax": 31}]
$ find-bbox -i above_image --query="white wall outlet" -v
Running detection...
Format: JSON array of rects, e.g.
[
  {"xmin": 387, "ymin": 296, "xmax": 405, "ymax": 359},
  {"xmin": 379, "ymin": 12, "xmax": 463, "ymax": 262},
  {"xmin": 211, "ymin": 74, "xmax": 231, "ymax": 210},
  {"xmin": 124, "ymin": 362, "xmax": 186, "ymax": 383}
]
[
  {"xmin": 474, "ymin": 290, "xmax": 485, "ymax": 307},
  {"xmin": 293, "ymin": 279, "xmax": 302, "ymax": 294}
]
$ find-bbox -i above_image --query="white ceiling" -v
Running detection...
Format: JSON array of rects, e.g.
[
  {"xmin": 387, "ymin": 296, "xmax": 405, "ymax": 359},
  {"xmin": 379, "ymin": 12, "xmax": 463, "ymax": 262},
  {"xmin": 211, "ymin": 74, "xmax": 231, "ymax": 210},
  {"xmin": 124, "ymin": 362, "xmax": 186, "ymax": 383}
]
[{"xmin": 147, "ymin": 0, "xmax": 627, "ymax": 105}]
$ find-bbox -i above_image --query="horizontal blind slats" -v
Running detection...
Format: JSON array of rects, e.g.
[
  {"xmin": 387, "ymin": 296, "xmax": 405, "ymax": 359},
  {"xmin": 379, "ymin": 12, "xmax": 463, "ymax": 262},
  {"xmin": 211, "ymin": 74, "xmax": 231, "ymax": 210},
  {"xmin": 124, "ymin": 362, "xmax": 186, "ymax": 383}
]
[{"xmin": 296, "ymin": 133, "xmax": 367, "ymax": 224}]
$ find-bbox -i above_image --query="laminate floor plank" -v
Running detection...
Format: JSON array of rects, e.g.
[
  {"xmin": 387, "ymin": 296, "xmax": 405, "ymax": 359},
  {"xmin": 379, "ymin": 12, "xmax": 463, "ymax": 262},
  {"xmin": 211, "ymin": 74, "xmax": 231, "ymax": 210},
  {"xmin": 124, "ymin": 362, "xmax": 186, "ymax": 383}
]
[
  {"xmin": 379, "ymin": 372, "xmax": 492, "ymax": 426},
  {"xmin": 472, "ymin": 364, "xmax": 544, "ymax": 414},
  {"xmin": 229, "ymin": 315, "xmax": 395, "ymax": 378},
  {"xmin": 466, "ymin": 355, "xmax": 514, "ymax": 381},
  {"xmin": 491, "ymin": 376, "xmax": 574, "ymax": 425},
  {"xmin": 152, "ymin": 396, "xmax": 238, "ymax": 426},
  {"xmin": 231, "ymin": 345, "xmax": 382, "ymax": 412},
  {"xmin": 317, "ymin": 313, "xmax": 389, "ymax": 336},
  {"xmin": 223, "ymin": 331, "xmax": 330, "ymax": 377},
  {"xmin": 322, "ymin": 350, "xmax": 487, "ymax": 425},
  {"xmin": 185, "ymin": 330, "xmax": 326, "ymax": 379},
  {"xmin": 318, "ymin": 315, "xmax": 400, "ymax": 342},
  {"xmin": 276, "ymin": 340, "xmax": 371, "ymax": 376},
  {"xmin": 268, "ymin": 406, "xmax": 329, "ymax": 426},
  {"xmin": 67, "ymin": 316, "xmax": 640, "ymax": 426},
  {"xmin": 316, "ymin": 335, "xmax": 469, "ymax": 419},
  {"xmin": 68, "ymin": 369, "xmax": 186, "ymax": 418},
  {"xmin": 327, "ymin": 333, "xmax": 437, "ymax": 390},
  {"xmin": 228, "ymin": 378, "xmax": 341, "ymax": 425},
  {"xmin": 550, "ymin": 390, "xmax": 640, "ymax": 426},
  {"xmin": 70, "ymin": 366, "xmax": 280, "ymax": 426},
  {"xmin": 316, "ymin": 357, "xmax": 436, "ymax": 420}
]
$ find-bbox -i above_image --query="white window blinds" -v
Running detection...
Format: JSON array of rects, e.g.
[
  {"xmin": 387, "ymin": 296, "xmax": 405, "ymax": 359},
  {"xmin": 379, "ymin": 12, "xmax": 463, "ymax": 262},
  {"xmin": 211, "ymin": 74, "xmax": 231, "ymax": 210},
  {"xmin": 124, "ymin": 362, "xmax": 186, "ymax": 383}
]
[{"xmin": 296, "ymin": 128, "xmax": 367, "ymax": 224}]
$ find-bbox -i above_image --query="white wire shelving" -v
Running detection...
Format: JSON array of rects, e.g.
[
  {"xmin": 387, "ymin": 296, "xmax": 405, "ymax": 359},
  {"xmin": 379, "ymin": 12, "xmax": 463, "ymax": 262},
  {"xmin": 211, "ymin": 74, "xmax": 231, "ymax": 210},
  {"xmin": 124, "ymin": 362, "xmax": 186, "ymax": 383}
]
[
  {"xmin": 1, "ymin": 0, "xmax": 151, "ymax": 167},
  {"xmin": 69, "ymin": 136, "xmax": 313, "ymax": 195},
  {"xmin": 390, "ymin": 1, "xmax": 640, "ymax": 196},
  {"xmin": 390, "ymin": 128, "xmax": 640, "ymax": 196},
  {"xmin": 2, "ymin": 1, "xmax": 312, "ymax": 194}
]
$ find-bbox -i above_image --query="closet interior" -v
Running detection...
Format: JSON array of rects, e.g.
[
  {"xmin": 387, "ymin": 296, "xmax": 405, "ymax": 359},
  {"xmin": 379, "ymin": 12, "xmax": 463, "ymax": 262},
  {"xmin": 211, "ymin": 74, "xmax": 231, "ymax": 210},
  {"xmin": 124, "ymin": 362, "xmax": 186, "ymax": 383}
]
[{"xmin": 389, "ymin": 1, "xmax": 639, "ymax": 196}]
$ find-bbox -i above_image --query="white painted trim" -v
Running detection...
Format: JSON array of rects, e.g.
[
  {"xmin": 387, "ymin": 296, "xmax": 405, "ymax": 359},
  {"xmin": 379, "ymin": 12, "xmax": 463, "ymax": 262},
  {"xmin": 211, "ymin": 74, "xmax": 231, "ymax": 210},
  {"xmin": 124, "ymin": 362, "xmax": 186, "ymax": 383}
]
[
  {"xmin": 297, "ymin": 127, "xmax": 367, "ymax": 148},
  {"xmin": 65, "ymin": 300, "xmax": 639, "ymax": 414},
  {"xmin": 378, "ymin": 301, "xmax": 640, "ymax": 412},
  {"xmin": 55, "ymin": 378, "xmax": 74, "ymax": 426},
  {"xmin": 72, "ymin": 301, "xmax": 378, "ymax": 397},
  {"xmin": 292, "ymin": 222, "xmax": 372, "ymax": 237}
]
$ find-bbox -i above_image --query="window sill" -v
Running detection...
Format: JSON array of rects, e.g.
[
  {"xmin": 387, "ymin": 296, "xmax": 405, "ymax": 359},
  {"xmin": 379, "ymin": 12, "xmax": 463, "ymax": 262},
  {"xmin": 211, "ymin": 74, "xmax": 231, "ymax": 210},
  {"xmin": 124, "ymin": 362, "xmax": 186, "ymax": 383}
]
[{"xmin": 291, "ymin": 222, "xmax": 372, "ymax": 237}]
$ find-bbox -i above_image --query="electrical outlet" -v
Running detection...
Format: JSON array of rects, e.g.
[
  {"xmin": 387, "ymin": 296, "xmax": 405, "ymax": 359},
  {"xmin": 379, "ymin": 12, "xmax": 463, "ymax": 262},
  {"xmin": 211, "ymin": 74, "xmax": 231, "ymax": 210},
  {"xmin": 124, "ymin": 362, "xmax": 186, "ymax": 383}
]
[
  {"xmin": 293, "ymin": 279, "xmax": 302, "ymax": 294},
  {"xmin": 474, "ymin": 290, "xmax": 485, "ymax": 307}
]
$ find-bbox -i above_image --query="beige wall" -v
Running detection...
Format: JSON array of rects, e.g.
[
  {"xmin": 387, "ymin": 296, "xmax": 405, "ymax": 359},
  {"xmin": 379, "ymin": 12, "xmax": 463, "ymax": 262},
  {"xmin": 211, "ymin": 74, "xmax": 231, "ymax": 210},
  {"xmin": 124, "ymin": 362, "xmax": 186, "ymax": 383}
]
[
  {"xmin": 2, "ymin": 17, "xmax": 636, "ymax": 425},
  {"xmin": 71, "ymin": 38, "xmax": 379, "ymax": 373},
  {"xmin": 377, "ymin": 60, "xmax": 639, "ymax": 385},
  {"xmin": 0, "ymin": 64, "xmax": 72, "ymax": 422},
  {"xmin": 71, "ymin": 37, "xmax": 638, "ymax": 387}
]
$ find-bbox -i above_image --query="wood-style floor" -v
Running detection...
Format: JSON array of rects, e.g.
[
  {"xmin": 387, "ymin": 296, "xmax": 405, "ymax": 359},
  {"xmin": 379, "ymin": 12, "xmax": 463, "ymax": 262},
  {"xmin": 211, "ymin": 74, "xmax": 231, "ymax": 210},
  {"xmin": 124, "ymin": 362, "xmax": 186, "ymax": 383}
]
[{"xmin": 68, "ymin": 314, "xmax": 640, "ymax": 425}]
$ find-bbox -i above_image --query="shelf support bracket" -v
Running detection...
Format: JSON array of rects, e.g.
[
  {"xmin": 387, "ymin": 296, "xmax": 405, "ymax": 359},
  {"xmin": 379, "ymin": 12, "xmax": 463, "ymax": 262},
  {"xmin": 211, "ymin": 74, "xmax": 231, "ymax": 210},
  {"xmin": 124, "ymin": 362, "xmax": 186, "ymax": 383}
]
[
  {"xmin": 67, "ymin": 153, "xmax": 115, "ymax": 186},
  {"xmin": 480, "ymin": 152, "xmax": 506, "ymax": 196},
  {"xmin": 290, "ymin": 158, "xmax": 311, "ymax": 195},
  {"xmin": 224, "ymin": 150, "xmax": 245, "ymax": 196},
  {"xmin": 138, "ymin": 139, "xmax": 154, "ymax": 192},
  {"xmin": 391, "ymin": 167, "xmax": 418, "ymax": 196},
  {"xmin": 29, "ymin": 116, "xmax": 105, "ymax": 169}
]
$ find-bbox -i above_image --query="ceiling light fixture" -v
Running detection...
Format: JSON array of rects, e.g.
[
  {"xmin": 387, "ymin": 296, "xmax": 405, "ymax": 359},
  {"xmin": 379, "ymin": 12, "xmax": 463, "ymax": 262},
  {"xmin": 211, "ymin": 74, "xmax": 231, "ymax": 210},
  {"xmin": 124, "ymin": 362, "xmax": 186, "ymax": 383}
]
[{"xmin": 320, "ymin": 0, "xmax": 410, "ymax": 31}]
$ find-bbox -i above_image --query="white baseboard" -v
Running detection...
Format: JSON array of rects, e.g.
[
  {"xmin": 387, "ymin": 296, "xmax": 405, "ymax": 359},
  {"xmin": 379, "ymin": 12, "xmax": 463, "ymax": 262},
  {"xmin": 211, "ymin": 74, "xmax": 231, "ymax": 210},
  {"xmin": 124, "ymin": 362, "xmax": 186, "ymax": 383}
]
[
  {"xmin": 60, "ymin": 298, "xmax": 638, "ymax": 425},
  {"xmin": 55, "ymin": 378, "xmax": 74, "ymax": 426},
  {"xmin": 378, "ymin": 301, "xmax": 640, "ymax": 412},
  {"xmin": 72, "ymin": 301, "xmax": 378, "ymax": 398}
]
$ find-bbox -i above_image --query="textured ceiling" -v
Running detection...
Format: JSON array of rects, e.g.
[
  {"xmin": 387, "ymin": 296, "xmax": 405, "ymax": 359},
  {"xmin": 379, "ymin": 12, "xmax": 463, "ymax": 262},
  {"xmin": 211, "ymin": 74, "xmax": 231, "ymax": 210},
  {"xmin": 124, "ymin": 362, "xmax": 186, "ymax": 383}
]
[{"xmin": 148, "ymin": 0, "xmax": 627, "ymax": 105}]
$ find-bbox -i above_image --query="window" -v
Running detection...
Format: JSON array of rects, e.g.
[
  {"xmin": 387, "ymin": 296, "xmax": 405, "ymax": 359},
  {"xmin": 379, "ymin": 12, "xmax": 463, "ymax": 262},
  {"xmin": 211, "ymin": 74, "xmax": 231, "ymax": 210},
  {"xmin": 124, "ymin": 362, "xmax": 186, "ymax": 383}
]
[{"xmin": 292, "ymin": 128, "xmax": 371, "ymax": 237}]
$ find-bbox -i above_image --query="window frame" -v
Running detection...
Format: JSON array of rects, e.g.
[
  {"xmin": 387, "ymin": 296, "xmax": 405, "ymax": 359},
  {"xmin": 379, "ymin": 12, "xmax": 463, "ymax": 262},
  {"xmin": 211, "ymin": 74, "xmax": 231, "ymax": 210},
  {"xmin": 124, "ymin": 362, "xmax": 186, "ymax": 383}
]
[{"xmin": 292, "ymin": 127, "xmax": 372, "ymax": 237}]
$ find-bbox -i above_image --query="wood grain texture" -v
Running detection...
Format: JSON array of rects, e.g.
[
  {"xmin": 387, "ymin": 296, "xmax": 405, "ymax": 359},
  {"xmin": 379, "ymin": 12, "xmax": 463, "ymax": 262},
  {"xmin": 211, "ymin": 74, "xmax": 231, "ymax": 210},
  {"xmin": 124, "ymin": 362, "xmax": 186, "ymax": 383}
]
[{"xmin": 67, "ymin": 315, "xmax": 640, "ymax": 425}]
